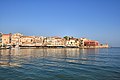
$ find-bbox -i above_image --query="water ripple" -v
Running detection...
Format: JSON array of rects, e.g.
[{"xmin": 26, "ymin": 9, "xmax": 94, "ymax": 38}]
[{"xmin": 0, "ymin": 48, "xmax": 120, "ymax": 80}]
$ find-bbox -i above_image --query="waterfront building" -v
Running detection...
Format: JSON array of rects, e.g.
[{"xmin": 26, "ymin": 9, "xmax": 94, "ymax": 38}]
[
  {"xmin": 53, "ymin": 36, "xmax": 65, "ymax": 47},
  {"xmin": 20, "ymin": 36, "xmax": 35, "ymax": 46},
  {"xmin": 0, "ymin": 32, "xmax": 2, "ymax": 46},
  {"xmin": 43, "ymin": 36, "xmax": 65, "ymax": 47},
  {"xmin": 79, "ymin": 38, "xmax": 99, "ymax": 47},
  {"xmin": 79, "ymin": 38, "xmax": 89, "ymax": 47},
  {"xmin": 65, "ymin": 38, "xmax": 79, "ymax": 47},
  {"xmin": 33, "ymin": 36, "xmax": 44, "ymax": 46},
  {"xmin": 0, "ymin": 32, "xmax": 108, "ymax": 48},
  {"xmin": 99, "ymin": 44, "xmax": 109, "ymax": 48},
  {"xmin": 43, "ymin": 37, "xmax": 54, "ymax": 46},
  {"xmin": 84, "ymin": 40, "xmax": 99, "ymax": 46},
  {"xmin": 11, "ymin": 33, "xmax": 23, "ymax": 46},
  {"xmin": 2, "ymin": 33, "xmax": 12, "ymax": 46}
]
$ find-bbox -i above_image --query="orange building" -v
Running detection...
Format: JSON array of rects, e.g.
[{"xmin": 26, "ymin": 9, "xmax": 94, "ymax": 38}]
[{"xmin": 2, "ymin": 33, "xmax": 12, "ymax": 45}]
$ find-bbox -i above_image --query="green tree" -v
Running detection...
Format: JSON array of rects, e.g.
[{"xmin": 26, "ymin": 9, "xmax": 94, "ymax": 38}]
[{"xmin": 64, "ymin": 36, "xmax": 70, "ymax": 40}]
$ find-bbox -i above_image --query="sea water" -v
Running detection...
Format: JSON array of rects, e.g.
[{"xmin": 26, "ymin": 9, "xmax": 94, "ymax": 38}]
[{"xmin": 0, "ymin": 48, "xmax": 120, "ymax": 80}]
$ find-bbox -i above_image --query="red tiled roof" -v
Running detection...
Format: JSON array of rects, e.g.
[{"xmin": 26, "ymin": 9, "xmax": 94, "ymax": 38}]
[
  {"xmin": 84, "ymin": 40, "xmax": 99, "ymax": 43},
  {"xmin": 21, "ymin": 36, "xmax": 34, "ymax": 38},
  {"xmin": 2, "ymin": 34, "xmax": 11, "ymax": 36}
]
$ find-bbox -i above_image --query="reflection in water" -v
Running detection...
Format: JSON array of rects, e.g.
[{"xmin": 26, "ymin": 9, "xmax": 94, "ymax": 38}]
[
  {"xmin": 0, "ymin": 48, "xmax": 119, "ymax": 80},
  {"xmin": 0, "ymin": 49, "xmax": 21, "ymax": 67},
  {"xmin": 78, "ymin": 49, "xmax": 99, "ymax": 64},
  {"xmin": 0, "ymin": 49, "xmax": 11, "ymax": 66},
  {"xmin": 7, "ymin": 49, "xmax": 12, "ymax": 66},
  {"xmin": 0, "ymin": 48, "xmax": 99, "ymax": 67}
]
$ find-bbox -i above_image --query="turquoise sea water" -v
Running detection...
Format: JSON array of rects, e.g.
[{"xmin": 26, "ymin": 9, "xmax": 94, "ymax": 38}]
[{"xmin": 0, "ymin": 48, "xmax": 120, "ymax": 80}]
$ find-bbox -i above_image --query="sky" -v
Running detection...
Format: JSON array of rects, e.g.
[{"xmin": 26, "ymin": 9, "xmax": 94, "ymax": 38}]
[{"xmin": 0, "ymin": 0, "xmax": 120, "ymax": 47}]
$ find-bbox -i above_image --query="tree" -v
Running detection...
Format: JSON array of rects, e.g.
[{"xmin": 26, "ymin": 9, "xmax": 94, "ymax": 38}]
[{"xmin": 63, "ymin": 36, "xmax": 70, "ymax": 40}]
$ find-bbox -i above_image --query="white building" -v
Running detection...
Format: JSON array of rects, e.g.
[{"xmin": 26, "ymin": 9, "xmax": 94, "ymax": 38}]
[
  {"xmin": 65, "ymin": 38, "xmax": 79, "ymax": 47},
  {"xmin": 11, "ymin": 33, "xmax": 23, "ymax": 46}
]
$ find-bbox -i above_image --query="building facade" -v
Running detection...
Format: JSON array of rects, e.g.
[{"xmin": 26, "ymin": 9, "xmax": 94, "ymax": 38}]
[
  {"xmin": 0, "ymin": 32, "xmax": 108, "ymax": 48},
  {"xmin": 2, "ymin": 33, "xmax": 12, "ymax": 46},
  {"xmin": 0, "ymin": 32, "xmax": 2, "ymax": 46},
  {"xmin": 33, "ymin": 36, "xmax": 44, "ymax": 46},
  {"xmin": 79, "ymin": 38, "xmax": 99, "ymax": 47},
  {"xmin": 53, "ymin": 37, "xmax": 65, "ymax": 47},
  {"xmin": 20, "ymin": 36, "xmax": 34, "ymax": 46},
  {"xmin": 43, "ymin": 37, "xmax": 65, "ymax": 47},
  {"xmin": 11, "ymin": 33, "xmax": 23, "ymax": 46},
  {"xmin": 65, "ymin": 38, "xmax": 79, "ymax": 47},
  {"xmin": 84, "ymin": 40, "xmax": 99, "ymax": 46}
]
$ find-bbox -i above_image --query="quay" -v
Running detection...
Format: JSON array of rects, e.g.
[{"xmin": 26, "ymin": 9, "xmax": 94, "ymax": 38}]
[{"xmin": 0, "ymin": 45, "xmax": 109, "ymax": 49}]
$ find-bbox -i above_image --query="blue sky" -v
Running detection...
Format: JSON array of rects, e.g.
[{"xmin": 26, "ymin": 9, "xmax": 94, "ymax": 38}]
[{"xmin": 0, "ymin": 0, "xmax": 120, "ymax": 47}]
